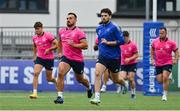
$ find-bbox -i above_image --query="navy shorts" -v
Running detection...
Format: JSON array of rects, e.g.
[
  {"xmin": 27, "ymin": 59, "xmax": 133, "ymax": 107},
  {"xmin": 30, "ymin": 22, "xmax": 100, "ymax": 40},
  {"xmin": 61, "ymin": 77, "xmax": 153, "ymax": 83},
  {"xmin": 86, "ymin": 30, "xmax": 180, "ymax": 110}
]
[
  {"xmin": 34, "ymin": 57, "xmax": 54, "ymax": 70},
  {"xmin": 60, "ymin": 56, "xmax": 84, "ymax": 74},
  {"xmin": 121, "ymin": 63, "xmax": 137, "ymax": 73},
  {"xmin": 155, "ymin": 65, "xmax": 172, "ymax": 75},
  {"xmin": 96, "ymin": 56, "xmax": 120, "ymax": 73}
]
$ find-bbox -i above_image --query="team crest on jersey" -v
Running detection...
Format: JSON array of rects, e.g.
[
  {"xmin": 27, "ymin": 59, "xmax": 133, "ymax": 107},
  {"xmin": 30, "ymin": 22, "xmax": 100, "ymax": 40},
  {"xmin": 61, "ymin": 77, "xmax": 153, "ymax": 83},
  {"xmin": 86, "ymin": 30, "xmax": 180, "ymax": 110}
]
[
  {"xmin": 71, "ymin": 32, "xmax": 76, "ymax": 37},
  {"xmin": 165, "ymin": 44, "xmax": 170, "ymax": 49},
  {"xmin": 42, "ymin": 38, "xmax": 46, "ymax": 42},
  {"xmin": 61, "ymin": 33, "xmax": 65, "ymax": 37},
  {"xmin": 98, "ymin": 30, "xmax": 102, "ymax": 35}
]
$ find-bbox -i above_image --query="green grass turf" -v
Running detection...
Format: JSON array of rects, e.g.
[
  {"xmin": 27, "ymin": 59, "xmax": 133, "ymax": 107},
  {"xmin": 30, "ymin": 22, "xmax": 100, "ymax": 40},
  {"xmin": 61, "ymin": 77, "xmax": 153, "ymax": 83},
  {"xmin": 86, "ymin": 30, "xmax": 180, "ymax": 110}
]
[{"xmin": 0, "ymin": 91, "xmax": 180, "ymax": 110}]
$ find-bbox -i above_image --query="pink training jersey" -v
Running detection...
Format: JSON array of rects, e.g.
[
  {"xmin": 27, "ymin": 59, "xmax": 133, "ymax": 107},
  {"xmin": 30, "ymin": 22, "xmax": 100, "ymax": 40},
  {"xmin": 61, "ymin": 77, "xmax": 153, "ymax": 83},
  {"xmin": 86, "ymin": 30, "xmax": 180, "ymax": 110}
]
[
  {"xmin": 59, "ymin": 27, "xmax": 86, "ymax": 62},
  {"xmin": 95, "ymin": 37, "xmax": 98, "ymax": 45},
  {"xmin": 120, "ymin": 41, "xmax": 138, "ymax": 65},
  {"xmin": 152, "ymin": 37, "xmax": 178, "ymax": 66},
  {"xmin": 32, "ymin": 32, "xmax": 55, "ymax": 59}
]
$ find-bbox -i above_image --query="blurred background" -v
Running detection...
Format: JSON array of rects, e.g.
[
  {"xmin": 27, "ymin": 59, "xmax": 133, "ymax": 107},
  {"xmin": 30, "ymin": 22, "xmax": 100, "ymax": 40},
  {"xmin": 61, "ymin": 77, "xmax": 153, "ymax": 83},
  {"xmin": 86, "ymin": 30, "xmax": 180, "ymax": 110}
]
[{"xmin": 0, "ymin": 0, "xmax": 180, "ymax": 59}]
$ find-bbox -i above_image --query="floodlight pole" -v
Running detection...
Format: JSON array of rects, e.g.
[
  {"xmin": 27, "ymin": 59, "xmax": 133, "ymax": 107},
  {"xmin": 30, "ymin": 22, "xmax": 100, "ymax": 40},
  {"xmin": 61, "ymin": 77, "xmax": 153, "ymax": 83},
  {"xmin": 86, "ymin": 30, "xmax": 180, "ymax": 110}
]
[
  {"xmin": 56, "ymin": 0, "xmax": 60, "ymax": 37},
  {"xmin": 153, "ymin": 0, "xmax": 157, "ymax": 22},
  {"xmin": 146, "ymin": 0, "xmax": 150, "ymax": 21}
]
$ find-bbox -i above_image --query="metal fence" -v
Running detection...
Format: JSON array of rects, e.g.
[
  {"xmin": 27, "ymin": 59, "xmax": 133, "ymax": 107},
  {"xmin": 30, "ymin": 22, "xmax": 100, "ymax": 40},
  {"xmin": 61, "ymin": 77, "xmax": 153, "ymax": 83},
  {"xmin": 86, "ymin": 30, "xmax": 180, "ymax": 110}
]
[{"xmin": 0, "ymin": 26, "xmax": 179, "ymax": 59}]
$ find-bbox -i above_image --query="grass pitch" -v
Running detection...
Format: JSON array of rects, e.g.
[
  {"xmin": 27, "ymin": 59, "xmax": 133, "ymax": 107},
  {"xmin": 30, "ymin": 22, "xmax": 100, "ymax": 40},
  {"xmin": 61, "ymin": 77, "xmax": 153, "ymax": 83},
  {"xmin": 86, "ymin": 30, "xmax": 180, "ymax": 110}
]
[{"xmin": 0, "ymin": 91, "xmax": 180, "ymax": 110}]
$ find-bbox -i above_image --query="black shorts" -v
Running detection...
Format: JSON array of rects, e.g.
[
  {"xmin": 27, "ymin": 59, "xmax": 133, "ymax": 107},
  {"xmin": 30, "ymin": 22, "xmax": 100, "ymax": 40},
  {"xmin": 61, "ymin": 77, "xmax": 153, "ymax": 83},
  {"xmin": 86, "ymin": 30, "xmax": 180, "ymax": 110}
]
[
  {"xmin": 60, "ymin": 56, "xmax": 84, "ymax": 74},
  {"xmin": 121, "ymin": 63, "xmax": 137, "ymax": 73},
  {"xmin": 34, "ymin": 57, "xmax": 54, "ymax": 70},
  {"xmin": 96, "ymin": 56, "xmax": 120, "ymax": 73},
  {"xmin": 155, "ymin": 65, "xmax": 172, "ymax": 75}
]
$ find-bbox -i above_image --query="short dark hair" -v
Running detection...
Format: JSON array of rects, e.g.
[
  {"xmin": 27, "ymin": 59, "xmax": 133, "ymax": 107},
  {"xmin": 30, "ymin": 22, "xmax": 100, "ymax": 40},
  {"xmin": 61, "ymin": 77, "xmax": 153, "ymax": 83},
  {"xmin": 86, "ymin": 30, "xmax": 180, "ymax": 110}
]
[
  {"xmin": 68, "ymin": 12, "xmax": 77, "ymax": 19},
  {"xmin": 160, "ymin": 27, "xmax": 167, "ymax": 32},
  {"xmin": 34, "ymin": 22, "xmax": 43, "ymax": 28},
  {"xmin": 100, "ymin": 8, "xmax": 112, "ymax": 16},
  {"xmin": 123, "ymin": 31, "xmax": 129, "ymax": 37}
]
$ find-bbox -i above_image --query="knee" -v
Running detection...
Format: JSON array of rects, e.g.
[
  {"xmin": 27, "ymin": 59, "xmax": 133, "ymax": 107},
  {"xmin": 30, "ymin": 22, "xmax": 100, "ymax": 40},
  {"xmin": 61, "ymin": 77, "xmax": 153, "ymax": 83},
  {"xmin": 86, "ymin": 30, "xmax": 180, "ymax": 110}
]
[
  {"xmin": 129, "ymin": 78, "xmax": 134, "ymax": 82},
  {"xmin": 157, "ymin": 78, "xmax": 163, "ymax": 83},
  {"xmin": 34, "ymin": 72, "xmax": 39, "ymax": 77},
  {"xmin": 95, "ymin": 70, "xmax": 101, "ymax": 78},
  {"xmin": 163, "ymin": 77, "xmax": 168, "ymax": 82},
  {"xmin": 58, "ymin": 69, "xmax": 65, "ymax": 78}
]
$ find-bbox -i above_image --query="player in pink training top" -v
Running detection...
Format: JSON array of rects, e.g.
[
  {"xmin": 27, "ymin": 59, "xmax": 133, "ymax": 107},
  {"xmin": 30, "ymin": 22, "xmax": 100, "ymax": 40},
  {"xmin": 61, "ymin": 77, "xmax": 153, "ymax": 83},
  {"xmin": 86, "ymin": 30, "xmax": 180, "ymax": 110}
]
[
  {"xmin": 54, "ymin": 12, "xmax": 92, "ymax": 104},
  {"xmin": 151, "ymin": 27, "xmax": 179, "ymax": 101},
  {"xmin": 29, "ymin": 22, "xmax": 58, "ymax": 99},
  {"xmin": 118, "ymin": 31, "xmax": 139, "ymax": 99}
]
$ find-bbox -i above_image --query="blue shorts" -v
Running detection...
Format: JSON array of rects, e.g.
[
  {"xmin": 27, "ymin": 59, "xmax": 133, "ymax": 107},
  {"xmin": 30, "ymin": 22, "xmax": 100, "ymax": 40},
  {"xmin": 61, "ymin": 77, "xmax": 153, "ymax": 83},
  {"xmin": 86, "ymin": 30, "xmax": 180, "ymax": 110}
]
[
  {"xmin": 121, "ymin": 63, "xmax": 137, "ymax": 73},
  {"xmin": 34, "ymin": 57, "xmax": 54, "ymax": 70},
  {"xmin": 60, "ymin": 56, "xmax": 84, "ymax": 74},
  {"xmin": 96, "ymin": 56, "xmax": 120, "ymax": 73},
  {"xmin": 155, "ymin": 65, "xmax": 172, "ymax": 75}
]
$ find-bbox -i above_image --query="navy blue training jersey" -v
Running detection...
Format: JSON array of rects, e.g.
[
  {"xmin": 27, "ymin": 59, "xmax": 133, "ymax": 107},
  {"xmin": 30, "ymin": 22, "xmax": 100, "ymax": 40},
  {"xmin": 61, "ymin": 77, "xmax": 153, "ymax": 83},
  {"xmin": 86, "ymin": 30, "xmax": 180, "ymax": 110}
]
[{"xmin": 96, "ymin": 21, "xmax": 124, "ymax": 59}]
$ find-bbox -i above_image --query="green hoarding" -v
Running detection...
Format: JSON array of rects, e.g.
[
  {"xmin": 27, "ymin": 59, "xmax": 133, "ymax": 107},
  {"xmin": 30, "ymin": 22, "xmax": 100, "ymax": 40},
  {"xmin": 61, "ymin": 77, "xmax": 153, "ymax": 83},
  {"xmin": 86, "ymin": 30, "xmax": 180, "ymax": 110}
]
[{"xmin": 169, "ymin": 60, "xmax": 180, "ymax": 91}]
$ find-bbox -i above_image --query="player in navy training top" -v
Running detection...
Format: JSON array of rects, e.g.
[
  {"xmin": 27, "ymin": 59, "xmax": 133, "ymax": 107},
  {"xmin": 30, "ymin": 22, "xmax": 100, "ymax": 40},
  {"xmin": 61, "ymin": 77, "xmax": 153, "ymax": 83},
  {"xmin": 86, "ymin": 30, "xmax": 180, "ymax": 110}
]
[{"xmin": 90, "ymin": 8, "xmax": 128, "ymax": 105}]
